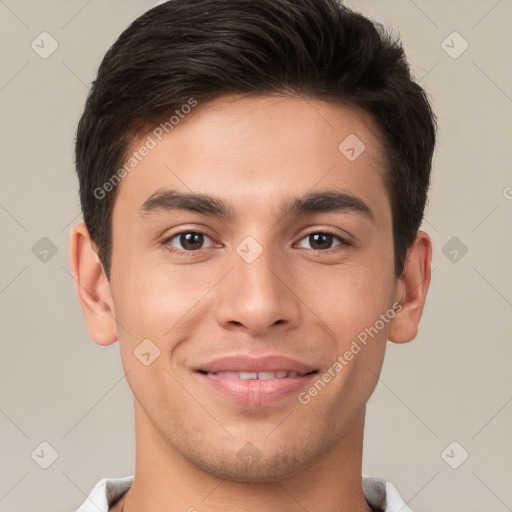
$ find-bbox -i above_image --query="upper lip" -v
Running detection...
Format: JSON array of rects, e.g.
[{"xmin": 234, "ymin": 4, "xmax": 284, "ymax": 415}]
[{"xmin": 196, "ymin": 355, "xmax": 317, "ymax": 375}]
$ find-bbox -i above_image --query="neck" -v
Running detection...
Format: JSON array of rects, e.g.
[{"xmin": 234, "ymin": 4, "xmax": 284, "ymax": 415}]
[{"xmin": 120, "ymin": 401, "xmax": 372, "ymax": 512}]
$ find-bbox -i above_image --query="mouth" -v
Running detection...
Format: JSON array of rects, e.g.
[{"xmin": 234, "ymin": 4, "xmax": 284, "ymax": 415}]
[
  {"xmin": 197, "ymin": 370, "xmax": 316, "ymax": 379},
  {"xmin": 194, "ymin": 355, "xmax": 319, "ymax": 407}
]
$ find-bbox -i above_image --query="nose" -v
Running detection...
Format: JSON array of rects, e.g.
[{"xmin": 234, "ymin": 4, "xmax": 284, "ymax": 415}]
[{"xmin": 214, "ymin": 247, "xmax": 301, "ymax": 337}]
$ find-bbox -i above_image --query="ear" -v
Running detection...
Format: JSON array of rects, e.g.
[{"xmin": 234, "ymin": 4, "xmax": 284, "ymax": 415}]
[
  {"xmin": 388, "ymin": 230, "xmax": 432, "ymax": 344},
  {"xmin": 69, "ymin": 223, "xmax": 118, "ymax": 346}
]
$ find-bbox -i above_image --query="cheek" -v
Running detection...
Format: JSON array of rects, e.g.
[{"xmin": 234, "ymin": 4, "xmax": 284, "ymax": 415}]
[
  {"xmin": 112, "ymin": 256, "xmax": 217, "ymax": 338},
  {"xmin": 112, "ymin": 265, "xmax": 203, "ymax": 408},
  {"xmin": 301, "ymin": 256, "xmax": 395, "ymax": 338}
]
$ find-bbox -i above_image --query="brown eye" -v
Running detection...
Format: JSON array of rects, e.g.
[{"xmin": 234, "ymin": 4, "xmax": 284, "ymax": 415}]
[
  {"xmin": 168, "ymin": 232, "xmax": 213, "ymax": 251},
  {"xmin": 296, "ymin": 232, "xmax": 346, "ymax": 251}
]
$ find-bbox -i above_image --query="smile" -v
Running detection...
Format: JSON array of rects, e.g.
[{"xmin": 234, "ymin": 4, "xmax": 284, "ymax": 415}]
[{"xmin": 201, "ymin": 370, "xmax": 313, "ymax": 379}]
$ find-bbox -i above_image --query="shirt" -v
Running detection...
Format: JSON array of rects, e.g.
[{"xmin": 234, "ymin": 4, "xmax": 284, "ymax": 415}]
[{"xmin": 74, "ymin": 475, "xmax": 412, "ymax": 512}]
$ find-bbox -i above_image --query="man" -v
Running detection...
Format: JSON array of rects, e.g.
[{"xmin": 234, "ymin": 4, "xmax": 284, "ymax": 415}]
[{"xmin": 70, "ymin": 0, "xmax": 436, "ymax": 510}]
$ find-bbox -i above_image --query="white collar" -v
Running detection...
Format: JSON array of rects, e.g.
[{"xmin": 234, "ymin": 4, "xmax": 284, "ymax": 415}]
[{"xmin": 75, "ymin": 474, "xmax": 412, "ymax": 512}]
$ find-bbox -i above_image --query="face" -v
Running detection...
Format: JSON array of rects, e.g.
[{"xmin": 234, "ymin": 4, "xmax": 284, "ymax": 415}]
[{"xmin": 108, "ymin": 94, "xmax": 400, "ymax": 481}]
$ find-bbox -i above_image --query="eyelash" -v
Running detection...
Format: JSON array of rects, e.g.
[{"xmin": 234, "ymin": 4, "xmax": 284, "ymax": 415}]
[{"xmin": 163, "ymin": 229, "xmax": 351, "ymax": 256}]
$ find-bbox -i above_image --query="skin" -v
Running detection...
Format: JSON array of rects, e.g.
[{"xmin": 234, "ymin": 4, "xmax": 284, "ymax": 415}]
[{"xmin": 70, "ymin": 94, "xmax": 431, "ymax": 512}]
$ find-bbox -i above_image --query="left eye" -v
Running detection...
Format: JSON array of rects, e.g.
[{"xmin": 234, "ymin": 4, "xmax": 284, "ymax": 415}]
[
  {"xmin": 296, "ymin": 232, "xmax": 345, "ymax": 251},
  {"xmin": 167, "ymin": 232, "xmax": 215, "ymax": 251}
]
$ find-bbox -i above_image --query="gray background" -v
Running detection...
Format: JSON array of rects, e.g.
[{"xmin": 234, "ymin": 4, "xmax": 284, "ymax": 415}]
[{"xmin": 1, "ymin": 0, "xmax": 511, "ymax": 511}]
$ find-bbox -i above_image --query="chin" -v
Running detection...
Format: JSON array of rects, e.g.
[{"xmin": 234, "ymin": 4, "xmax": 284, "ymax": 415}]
[
  {"xmin": 200, "ymin": 455, "xmax": 304, "ymax": 483},
  {"xmin": 182, "ymin": 440, "xmax": 324, "ymax": 483}
]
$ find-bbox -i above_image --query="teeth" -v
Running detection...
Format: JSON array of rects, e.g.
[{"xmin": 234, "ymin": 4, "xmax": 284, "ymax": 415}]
[
  {"xmin": 220, "ymin": 372, "xmax": 240, "ymax": 379},
  {"xmin": 212, "ymin": 371, "xmax": 304, "ymax": 379},
  {"xmin": 257, "ymin": 372, "xmax": 276, "ymax": 380},
  {"xmin": 239, "ymin": 372, "xmax": 258, "ymax": 380}
]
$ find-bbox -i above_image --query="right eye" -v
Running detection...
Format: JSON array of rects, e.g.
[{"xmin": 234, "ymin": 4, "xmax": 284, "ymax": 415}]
[{"xmin": 164, "ymin": 231, "xmax": 216, "ymax": 253}]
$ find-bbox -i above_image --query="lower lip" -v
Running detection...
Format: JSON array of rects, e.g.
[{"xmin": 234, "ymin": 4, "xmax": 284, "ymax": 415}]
[{"xmin": 196, "ymin": 372, "xmax": 317, "ymax": 407}]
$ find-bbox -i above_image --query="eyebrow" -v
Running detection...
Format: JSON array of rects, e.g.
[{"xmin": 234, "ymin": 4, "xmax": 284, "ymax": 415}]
[{"xmin": 138, "ymin": 188, "xmax": 374, "ymax": 222}]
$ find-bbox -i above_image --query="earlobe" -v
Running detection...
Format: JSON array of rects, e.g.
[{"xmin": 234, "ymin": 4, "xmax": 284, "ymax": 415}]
[
  {"xmin": 69, "ymin": 223, "xmax": 118, "ymax": 346},
  {"xmin": 388, "ymin": 231, "xmax": 432, "ymax": 344}
]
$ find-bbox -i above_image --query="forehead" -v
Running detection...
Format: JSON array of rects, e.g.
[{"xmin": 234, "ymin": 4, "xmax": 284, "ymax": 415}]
[{"xmin": 112, "ymin": 94, "xmax": 389, "ymax": 221}]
